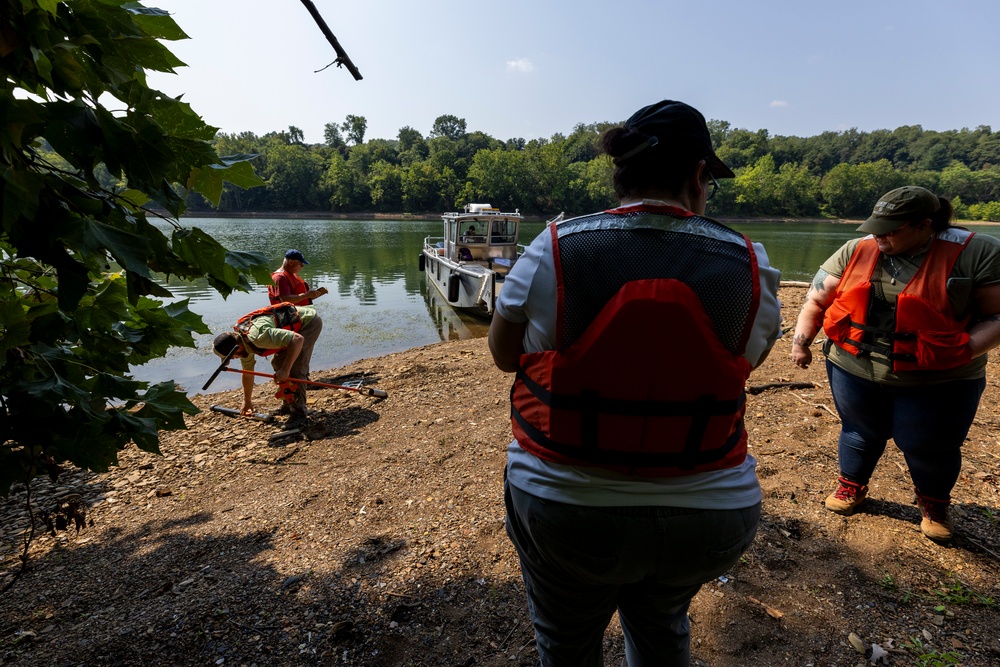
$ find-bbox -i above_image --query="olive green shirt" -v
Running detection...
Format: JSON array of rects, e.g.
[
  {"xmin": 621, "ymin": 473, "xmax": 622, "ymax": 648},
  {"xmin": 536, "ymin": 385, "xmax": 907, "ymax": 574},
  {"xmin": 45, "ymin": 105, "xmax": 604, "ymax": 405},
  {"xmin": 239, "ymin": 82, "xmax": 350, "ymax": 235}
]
[
  {"xmin": 819, "ymin": 231, "xmax": 1000, "ymax": 385},
  {"xmin": 239, "ymin": 306, "xmax": 317, "ymax": 370}
]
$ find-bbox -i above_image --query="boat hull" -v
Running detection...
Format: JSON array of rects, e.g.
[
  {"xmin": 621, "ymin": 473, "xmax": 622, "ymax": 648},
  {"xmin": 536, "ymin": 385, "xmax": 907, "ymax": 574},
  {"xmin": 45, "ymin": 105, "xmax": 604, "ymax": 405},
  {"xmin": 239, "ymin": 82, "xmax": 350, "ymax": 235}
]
[{"xmin": 421, "ymin": 248, "xmax": 499, "ymax": 318}]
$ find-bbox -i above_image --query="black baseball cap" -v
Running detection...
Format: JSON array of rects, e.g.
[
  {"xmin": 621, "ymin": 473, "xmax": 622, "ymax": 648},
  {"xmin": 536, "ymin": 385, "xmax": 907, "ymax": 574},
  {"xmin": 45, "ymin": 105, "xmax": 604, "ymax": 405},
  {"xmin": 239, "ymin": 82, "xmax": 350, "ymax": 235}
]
[
  {"xmin": 213, "ymin": 331, "xmax": 239, "ymax": 358},
  {"xmin": 619, "ymin": 100, "xmax": 735, "ymax": 178},
  {"xmin": 285, "ymin": 249, "xmax": 309, "ymax": 264}
]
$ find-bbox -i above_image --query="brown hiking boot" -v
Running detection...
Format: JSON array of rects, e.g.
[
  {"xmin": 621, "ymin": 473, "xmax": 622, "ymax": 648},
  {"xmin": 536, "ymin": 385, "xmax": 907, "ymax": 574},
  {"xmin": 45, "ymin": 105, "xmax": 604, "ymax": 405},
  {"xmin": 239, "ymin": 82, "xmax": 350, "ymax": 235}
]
[
  {"xmin": 915, "ymin": 492, "xmax": 953, "ymax": 542},
  {"xmin": 825, "ymin": 477, "xmax": 868, "ymax": 515}
]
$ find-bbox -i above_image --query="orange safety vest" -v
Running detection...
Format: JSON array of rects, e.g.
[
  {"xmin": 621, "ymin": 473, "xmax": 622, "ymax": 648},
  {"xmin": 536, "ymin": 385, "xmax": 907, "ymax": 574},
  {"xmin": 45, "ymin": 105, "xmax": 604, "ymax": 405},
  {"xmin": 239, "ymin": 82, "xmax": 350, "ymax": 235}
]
[
  {"xmin": 511, "ymin": 205, "xmax": 760, "ymax": 477},
  {"xmin": 233, "ymin": 303, "xmax": 303, "ymax": 357},
  {"xmin": 823, "ymin": 231, "xmax": 974, "ymax": 372},
  {"xmin": 268, "ymin": 270, "xmax": 311, "ymax": 305}
]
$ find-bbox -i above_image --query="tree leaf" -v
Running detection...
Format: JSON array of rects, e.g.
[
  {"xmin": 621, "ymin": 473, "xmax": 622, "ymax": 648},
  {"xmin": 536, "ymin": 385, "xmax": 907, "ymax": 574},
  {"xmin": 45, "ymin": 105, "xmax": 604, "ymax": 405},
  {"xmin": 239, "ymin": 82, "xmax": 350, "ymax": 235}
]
[{"xmin": 188, "ymin": 160, "xmax": 265, "ymax": 205}]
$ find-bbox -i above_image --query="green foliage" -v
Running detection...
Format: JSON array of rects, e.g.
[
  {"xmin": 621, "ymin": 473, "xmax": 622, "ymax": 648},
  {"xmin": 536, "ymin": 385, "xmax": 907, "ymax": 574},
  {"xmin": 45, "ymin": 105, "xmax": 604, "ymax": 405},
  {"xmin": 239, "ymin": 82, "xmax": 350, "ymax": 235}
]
[
  {"xmin": 262, "ymin": 143, "xmax": 324, "ymax": 210},
  {"xmin": 175, "ymin": 100, "xmax": 1000, "ymax": 219},
  {"xmin": 901, "ymin": 637, "xmax": 963, "ymax": 667},
  {"xmin": 342, "ymin": 114, "xmax": 367, "ymax": 146},
  {"xmin": 967, "ymin": 201, "xmax": 1000, "ymax": 222},
  {"xmin": 464, "ymin": 149, "xmax": 537, "ymax": 212},
  {"xmin": 368, "ymin": 160, "xmax": 403, "ymax": 212},
  {"xmin": 820, "ymin": 160, "xmax": 905, "ymax": 217},
  {"xmin": 401, "ymin": 162, "xmax": 443, "ymax": 211},
  {"xmin": 323, "ymin": 122, "xmax": 344, "ymax": 148},
  {"xmin": 932, "ymin": 575, "xmax": 996, "ymax": 607},
  {"xmin": 430, "ymin": 115, "xmax": 467, "ymax": 141},
  {"xmin": 322, "ymin": 151, "xmax": 369, "ymax": 211},
  {"xmin": 0, "ymin": 0, "xmax": 268, "ymax": 495}
]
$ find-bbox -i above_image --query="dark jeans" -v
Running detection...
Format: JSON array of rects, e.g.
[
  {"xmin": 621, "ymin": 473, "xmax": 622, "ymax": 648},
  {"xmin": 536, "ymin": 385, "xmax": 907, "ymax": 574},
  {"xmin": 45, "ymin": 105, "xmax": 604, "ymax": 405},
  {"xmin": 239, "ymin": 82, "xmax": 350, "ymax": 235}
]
[
  {"xmin": 271, "ymin": 315, "xmax": 323, "ymax": 417},
  {"xmin": 504, "ymin": 481, "xmax": 760, "ymax": 667},
  {"xmin": 826, "ymin": 361, "xmax": 985, "ymax": 499}
]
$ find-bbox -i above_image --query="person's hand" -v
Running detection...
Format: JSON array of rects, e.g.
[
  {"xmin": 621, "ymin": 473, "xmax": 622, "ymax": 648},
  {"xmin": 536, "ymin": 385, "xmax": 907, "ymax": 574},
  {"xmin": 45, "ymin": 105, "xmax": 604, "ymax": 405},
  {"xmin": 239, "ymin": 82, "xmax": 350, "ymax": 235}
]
[
  {"xmin": 791, "ymin": 343, "xmax": 813, "ymax": 369},
  {"xmin": 315, "ymin": 287, "xmax": 328, "ymax": 297},
  {"xmin": 274, "ymin": 367, "xmax": 291, "ymax": 383},
  {"xmin": 240, "ymin": 398, "xmax": 254, "ymax": 416}
]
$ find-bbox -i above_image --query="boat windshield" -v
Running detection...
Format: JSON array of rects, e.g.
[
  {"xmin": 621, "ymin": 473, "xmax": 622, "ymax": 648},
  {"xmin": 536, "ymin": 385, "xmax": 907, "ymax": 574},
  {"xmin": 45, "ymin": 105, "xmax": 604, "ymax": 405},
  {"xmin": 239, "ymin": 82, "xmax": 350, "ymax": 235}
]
[{"xmin": 490, "ymin": 220, "xmax": 517, "ymax": 244}]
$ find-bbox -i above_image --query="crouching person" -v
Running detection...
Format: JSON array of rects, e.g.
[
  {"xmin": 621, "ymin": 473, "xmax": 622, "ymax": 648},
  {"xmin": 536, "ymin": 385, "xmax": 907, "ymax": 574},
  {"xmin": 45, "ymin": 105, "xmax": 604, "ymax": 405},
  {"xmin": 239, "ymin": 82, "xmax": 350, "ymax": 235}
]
[{"xmin": 212, "ymin": 303, "xmax": 323, "ymax": 429}]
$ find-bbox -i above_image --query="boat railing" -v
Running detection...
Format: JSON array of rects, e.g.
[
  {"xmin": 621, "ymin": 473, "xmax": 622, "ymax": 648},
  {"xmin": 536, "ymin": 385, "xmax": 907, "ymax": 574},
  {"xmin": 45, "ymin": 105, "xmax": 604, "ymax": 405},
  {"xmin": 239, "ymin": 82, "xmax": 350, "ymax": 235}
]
[{"xmin": 444, "ymin": 211, "xmax": 522, "ymax": 218}]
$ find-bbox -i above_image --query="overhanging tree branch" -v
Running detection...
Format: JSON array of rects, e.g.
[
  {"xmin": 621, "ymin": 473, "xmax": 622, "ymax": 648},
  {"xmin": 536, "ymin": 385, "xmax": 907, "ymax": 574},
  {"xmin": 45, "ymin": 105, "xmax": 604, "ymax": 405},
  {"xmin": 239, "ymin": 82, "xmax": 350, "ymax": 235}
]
[{"xmin": 298, "ymin": 0, "xmax": 363, "ymax": 81}]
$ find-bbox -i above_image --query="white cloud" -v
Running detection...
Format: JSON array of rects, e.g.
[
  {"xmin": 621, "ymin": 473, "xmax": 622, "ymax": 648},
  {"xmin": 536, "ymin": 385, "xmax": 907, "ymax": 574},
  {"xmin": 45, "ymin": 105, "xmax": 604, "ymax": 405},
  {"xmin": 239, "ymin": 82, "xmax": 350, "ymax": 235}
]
[
  {"xmin": 506, "ymin": 58, "xmax": 535, "ymax": 73},
  {"xmin": 770, "ymin": 100, "xmax": 789, "ymax": 108}
]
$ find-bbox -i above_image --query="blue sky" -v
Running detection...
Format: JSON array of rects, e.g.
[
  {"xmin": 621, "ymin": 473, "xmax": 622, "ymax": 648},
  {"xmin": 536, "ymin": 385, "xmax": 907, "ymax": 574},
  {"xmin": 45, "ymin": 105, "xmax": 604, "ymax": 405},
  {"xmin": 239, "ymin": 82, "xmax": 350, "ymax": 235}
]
[{"xmin": 147, "ymin": 0, "xmax": 1000, "ymax": 145}]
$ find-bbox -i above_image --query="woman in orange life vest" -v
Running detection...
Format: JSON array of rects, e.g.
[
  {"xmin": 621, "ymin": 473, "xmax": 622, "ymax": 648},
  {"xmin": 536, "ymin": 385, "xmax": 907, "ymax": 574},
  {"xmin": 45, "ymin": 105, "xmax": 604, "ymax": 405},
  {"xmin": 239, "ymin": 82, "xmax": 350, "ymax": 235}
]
[
  {"xmin": 212, "ymin": 303, "xmax": 323, "ymax": 429},
  {"xmin": 268, "ymin": 249, "xmax": 328, "ymax": 305},
  {"xmin": 791, "ymin": 186, "xmax": 1000, "ymax": 542},
  {"xmin": 488, "ymin": 100, "xmax": 782, "ymax": 667}
]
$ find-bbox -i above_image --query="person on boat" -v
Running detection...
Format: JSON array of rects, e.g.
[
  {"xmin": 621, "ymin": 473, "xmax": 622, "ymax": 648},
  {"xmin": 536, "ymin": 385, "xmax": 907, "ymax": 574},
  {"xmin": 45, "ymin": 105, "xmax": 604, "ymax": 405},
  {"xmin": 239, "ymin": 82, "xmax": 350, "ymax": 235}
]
[
  {"xmin": 488, "ymin": 99, "xmax": 782, "ymax": 666},
  {"xmin": 212, "ymin": 303, "xmax": 323, "ymax": 429},
  {"xmin": 462, "ymin": 225, "xmax": 482, "ymax": 242},
  {"xmin": 790, "ymin": 186, "xmax": 1000, "ymax": 542},
  {"xmin": 268, "ymin": 249, "xmax": 328, "ymax": 305}
]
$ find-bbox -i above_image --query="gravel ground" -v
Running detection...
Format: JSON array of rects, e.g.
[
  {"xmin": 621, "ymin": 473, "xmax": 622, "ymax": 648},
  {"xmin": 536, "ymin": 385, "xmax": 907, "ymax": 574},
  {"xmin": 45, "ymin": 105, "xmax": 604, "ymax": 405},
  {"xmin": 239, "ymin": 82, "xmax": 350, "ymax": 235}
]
[{"xmin": 1, "ymin": 285, "xmax": 999, "ymax": 666}]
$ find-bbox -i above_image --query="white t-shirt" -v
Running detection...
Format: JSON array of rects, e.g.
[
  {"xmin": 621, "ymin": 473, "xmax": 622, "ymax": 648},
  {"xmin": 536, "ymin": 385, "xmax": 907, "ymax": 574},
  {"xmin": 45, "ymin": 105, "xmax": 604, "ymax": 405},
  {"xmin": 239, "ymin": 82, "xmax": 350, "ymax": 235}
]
[{"xmin": 497, "ymin": 208, "xmax": 782, "ymax": 508}]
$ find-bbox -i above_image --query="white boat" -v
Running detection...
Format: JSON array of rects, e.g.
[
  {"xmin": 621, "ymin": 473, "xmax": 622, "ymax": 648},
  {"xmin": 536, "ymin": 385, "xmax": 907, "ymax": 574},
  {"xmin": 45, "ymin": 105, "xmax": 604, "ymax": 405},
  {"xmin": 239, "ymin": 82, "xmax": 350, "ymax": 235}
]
[{"xmin": 419, "ymin": 203, "xmax": 524, "ymax": 318}]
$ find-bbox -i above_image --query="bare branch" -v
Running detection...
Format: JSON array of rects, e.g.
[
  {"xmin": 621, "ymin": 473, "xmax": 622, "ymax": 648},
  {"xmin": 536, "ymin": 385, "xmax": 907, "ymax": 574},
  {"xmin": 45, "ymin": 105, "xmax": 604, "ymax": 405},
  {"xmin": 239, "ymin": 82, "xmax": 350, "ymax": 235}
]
[{"xmin": 298, "ymin": 0, "xmax": 363, "ymax": 81}]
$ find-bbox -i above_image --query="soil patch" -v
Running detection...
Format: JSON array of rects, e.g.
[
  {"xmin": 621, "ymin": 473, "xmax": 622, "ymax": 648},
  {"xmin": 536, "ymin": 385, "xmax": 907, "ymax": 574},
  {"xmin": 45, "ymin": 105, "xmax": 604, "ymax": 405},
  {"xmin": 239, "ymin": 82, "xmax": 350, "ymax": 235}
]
[{"xmin": 2, "ymin": 286, "xmax": 999, "ymax": 666}]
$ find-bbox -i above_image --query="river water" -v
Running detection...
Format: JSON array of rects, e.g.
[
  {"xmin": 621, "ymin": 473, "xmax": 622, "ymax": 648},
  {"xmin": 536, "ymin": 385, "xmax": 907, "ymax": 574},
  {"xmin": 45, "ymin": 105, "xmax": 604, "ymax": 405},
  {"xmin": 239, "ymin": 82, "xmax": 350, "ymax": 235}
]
[{"xmin": 138, "ymin": 217, "xmax": 1000, "ymax": 395}]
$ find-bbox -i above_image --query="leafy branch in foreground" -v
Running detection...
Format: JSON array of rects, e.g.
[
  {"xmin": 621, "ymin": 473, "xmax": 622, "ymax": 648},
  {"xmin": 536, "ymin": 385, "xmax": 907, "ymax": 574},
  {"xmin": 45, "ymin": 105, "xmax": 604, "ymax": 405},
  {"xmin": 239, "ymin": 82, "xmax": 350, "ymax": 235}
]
[{"xmin": 0, "ymin": 0, "xmax": 270, "ymax": 550}]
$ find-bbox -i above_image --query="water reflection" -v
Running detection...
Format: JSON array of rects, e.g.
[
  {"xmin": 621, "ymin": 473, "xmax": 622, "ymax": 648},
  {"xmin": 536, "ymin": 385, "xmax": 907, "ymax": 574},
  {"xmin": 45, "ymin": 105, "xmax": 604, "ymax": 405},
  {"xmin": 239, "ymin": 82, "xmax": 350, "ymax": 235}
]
[{"xmin": 421, "ymin": 275, "xmax": 489, "ymax": 341}]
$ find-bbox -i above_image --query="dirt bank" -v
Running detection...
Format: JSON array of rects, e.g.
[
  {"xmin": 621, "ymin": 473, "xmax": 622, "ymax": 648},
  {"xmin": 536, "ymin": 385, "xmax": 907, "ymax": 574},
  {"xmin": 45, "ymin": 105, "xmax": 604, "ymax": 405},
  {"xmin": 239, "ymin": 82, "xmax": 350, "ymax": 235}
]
[{"xmin": 1, "ymin": 286, "xmax": 998, "ymax": 666}]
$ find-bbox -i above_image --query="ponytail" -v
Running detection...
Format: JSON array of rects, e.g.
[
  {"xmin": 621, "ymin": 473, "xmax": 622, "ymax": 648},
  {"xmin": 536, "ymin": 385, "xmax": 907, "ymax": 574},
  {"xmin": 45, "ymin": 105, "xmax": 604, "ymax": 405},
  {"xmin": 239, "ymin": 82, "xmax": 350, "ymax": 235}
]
[
  {"xmin": 929, "ymin": 196, "xmax": 954, "ymax": 232},
  {"xmin": 600, "ymin": 126, "xmax": 696, "ymax": 201}
]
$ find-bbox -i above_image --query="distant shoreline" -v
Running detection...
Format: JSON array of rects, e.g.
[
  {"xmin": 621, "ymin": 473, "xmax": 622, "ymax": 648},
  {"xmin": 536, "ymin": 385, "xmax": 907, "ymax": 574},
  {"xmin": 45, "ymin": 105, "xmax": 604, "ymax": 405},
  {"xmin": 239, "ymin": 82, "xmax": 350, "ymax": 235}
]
[
  {"xmin": 177, "ymin": 210, "xmax": 856, "ymax": 224},
  {"xmin": 174, "ymin": 210, "xmax": 998, "ymax": 226}
]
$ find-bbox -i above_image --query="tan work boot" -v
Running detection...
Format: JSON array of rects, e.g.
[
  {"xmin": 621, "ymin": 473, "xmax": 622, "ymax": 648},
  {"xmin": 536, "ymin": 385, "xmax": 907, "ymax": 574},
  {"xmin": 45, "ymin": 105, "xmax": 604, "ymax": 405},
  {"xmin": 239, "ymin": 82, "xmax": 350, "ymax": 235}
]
[
  {"xmin": 915, "ymin": 491, "xmax": 953, "ymax": 542},
  {"xmin": 825, "ymin": 477, "xmax": 868, "ymax": 515}
]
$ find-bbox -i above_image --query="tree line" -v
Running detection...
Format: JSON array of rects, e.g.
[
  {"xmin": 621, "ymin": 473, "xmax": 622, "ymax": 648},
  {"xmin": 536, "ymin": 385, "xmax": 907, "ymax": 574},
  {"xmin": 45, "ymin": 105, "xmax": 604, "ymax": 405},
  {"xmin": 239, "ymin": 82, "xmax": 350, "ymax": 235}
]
[{"xmin": 186, "ymin": 115, "xmax": 1000, "ymax": 221}]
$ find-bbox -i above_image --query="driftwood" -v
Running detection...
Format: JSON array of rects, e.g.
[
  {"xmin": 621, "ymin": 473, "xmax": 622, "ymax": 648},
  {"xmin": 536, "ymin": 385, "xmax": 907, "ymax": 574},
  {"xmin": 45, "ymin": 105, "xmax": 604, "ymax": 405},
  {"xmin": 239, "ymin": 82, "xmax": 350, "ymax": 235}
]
[
  {"xmin": 779, "ymin": 280, "xmax": 811, "ymax": 288},
  {"xmin": 746, "ymin": 381, "xmax": 815, "ymax": 395},
  {"xmin": 299, "ymin": 0, "xmax": 363, "ymax": 81}
]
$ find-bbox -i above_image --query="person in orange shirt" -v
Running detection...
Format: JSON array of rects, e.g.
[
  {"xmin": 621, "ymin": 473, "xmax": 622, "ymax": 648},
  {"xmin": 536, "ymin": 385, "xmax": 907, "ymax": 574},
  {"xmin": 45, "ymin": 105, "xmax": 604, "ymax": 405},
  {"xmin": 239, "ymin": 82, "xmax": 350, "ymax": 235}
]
[{"xmin": 268, "ymin": 249, "xmax": 328, "ymax": 305}]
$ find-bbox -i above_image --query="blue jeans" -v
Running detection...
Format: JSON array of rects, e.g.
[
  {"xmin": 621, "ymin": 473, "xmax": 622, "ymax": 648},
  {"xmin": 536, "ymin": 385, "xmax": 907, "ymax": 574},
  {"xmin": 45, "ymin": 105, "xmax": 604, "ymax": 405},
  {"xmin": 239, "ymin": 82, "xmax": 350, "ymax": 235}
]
[
  {"xmin": 504, "ymin": 481, "xmax": 760, "ymax": 667},
  {"xmin": 826, "ymin": 362, "xmax": 985, "ymax": 499}
]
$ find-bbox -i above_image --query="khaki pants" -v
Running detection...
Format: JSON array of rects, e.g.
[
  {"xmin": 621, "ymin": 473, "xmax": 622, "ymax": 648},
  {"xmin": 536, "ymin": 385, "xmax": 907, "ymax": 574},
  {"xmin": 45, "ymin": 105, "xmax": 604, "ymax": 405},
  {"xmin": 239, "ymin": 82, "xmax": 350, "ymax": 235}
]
[{"xmin": 271, "ymin": 315, "xmax": 323, "ymax": 417}]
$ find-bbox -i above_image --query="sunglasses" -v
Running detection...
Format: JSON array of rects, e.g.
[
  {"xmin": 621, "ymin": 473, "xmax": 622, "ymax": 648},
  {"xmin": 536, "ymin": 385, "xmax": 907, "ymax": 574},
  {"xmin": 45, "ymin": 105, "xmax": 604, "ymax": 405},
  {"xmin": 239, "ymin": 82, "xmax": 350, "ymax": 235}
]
[{"xmin": 705, "ymin": 170, "xmax": 719, "ymax": 201}]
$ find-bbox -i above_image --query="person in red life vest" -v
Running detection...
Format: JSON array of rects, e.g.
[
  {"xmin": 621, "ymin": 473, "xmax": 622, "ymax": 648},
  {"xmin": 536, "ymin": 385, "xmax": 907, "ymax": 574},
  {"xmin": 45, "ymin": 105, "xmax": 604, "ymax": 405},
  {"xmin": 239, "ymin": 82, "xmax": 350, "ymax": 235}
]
[
  {"xmin": 211, "ymin": 303, "xmax": 323, "ymax": 429},
  {"xmin": 791, "ymin": 186, "xmax": 1000, "ymax": 542},
  {"xmin": 488, "ymin": 100, "xmax": 782, "ymax": 667},
  {"xmin": 268, "ymin": 249, "xmax": 328, "ymax": 305}
]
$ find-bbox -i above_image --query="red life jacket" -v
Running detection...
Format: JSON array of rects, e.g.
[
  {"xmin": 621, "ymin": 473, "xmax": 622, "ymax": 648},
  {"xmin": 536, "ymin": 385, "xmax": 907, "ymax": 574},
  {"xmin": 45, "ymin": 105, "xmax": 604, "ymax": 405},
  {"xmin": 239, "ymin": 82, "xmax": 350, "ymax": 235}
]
[
  {"xmin": 823, "ymin": 230, "xmax": 974, "ymax": 372},
  {"xmin": 268, "ymin": 270, "xmax": 311, "ymax": 305},
  {"xmin": 511, "ymin": 205, "xmax": 760, "ymax": 477},
  {"xmin": 234, "ymin": 303, "xmax": 303, "ymax": 357}
]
